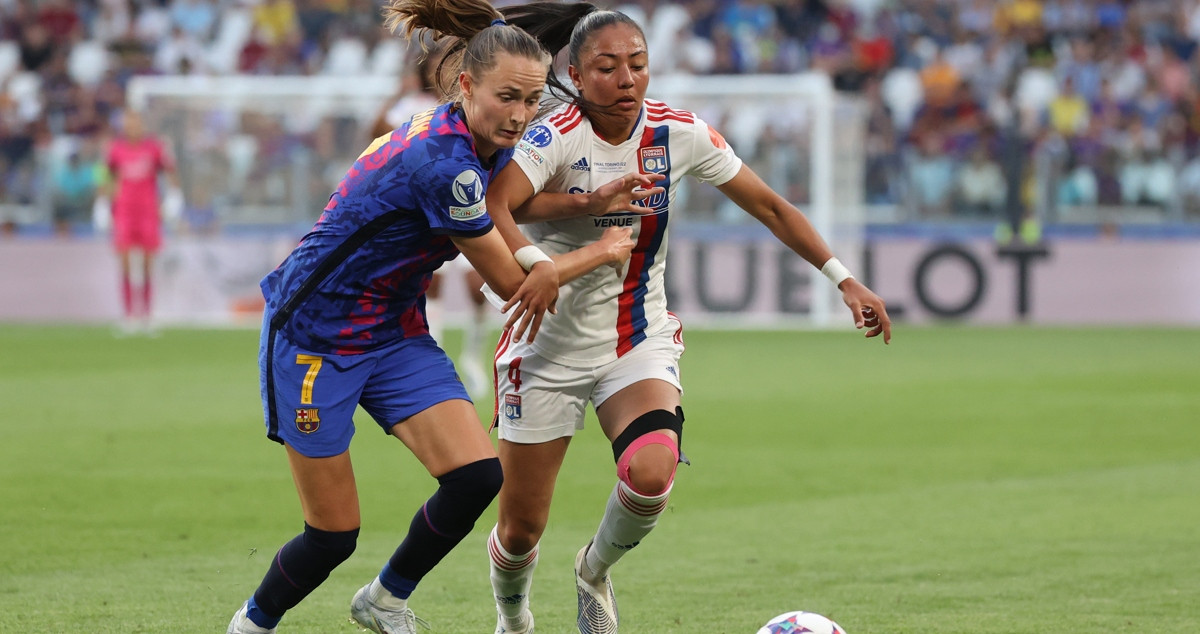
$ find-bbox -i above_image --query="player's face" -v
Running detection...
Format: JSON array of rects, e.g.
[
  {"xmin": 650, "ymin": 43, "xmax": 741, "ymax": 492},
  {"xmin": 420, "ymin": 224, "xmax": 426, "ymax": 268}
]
[
  {"xmin": 123, "ymin": 112, "xmax": 144, "ymax": 139},
  {"xmin": 569, "ymin": 24, "xmax": 649, "ymax": 129},
  {"xmin": 460, "ymin": 52, "xmax": 546, "ymax": 158}
]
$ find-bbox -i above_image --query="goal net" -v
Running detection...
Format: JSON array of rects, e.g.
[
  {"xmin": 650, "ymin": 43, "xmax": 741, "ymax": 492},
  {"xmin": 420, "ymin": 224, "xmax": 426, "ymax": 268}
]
[
  {"xmin": 646, "ymin": 74, "xmax": 865, "ymax": 328},
  {"xmin": 127, "ymin": 72, "xmax": 864, "ymax": 328}
]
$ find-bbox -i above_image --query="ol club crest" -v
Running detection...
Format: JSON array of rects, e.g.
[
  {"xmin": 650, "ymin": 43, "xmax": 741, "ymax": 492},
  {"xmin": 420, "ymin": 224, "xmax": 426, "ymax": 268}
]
[{"xmin": 638, "ymin": 146, "xmax": 668, "ymax": 175}]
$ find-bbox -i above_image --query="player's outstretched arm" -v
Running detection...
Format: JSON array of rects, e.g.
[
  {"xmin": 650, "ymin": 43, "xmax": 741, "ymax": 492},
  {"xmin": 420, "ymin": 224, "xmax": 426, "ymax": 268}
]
[
  {"xmin": 485, "ymin": 163, "xmax": 560, "ymax": 339},
  {"xmin": 487, "ymin": 162, "xmax": 540, "ymax": 249},
  {"xmin": 470, "ymin": 226, "xmax": 633, "ymax": 343},
  {"xmin": 552, "ymin": 226, "xmax": 635, "ymax": 282},
  {"xmin": 453, "ymin": 228, "xmax": 553, "ymax": 342},
  {"xmin": 717, "ymin": 165, "xmax": 892, "ymax": 343},
  {"xmin": 452, "ymin": 228, "xmax": 526, "ymax": 299},
  {"xmin": 835, "ymin": 278, "xmax": 891, "ymax": 343},
  {"xmin": 512, "ymin": 172, "xmax": 665, "ymax": 222}
]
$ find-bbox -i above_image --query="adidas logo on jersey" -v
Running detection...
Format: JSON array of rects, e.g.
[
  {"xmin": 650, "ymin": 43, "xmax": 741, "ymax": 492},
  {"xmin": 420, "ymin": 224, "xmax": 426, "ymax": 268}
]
[{"xmin": 570, "ymin": 157, "xmax": 590, "ymax": 171}]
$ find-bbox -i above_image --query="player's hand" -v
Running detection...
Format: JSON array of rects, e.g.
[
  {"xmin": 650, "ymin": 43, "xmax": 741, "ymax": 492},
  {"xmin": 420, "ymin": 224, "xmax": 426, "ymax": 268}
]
[
  {"xmin": 163, "ymin": 187, "xmax": 185, "ymax": 221},
  {"xmin": 596, "ymin": 226, "xmax": 635, "ymax": 271},
  {"xmin": 587, "ymin": 173, "xmax": 666, "ymax": 216},
  {"xmin": 839, "ymin": 278, "xmax": 891, "ymax": 344},
  {"xmin": 503, "ymin": 260, "xmax": 559, "ymax": 342}
]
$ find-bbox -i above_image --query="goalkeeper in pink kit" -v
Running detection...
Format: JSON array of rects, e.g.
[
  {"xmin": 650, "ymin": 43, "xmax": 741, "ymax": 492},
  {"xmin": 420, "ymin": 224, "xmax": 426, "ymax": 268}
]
[{"xmin": 104, "ymin": 110, "xmax": 178, "ymax": 329}]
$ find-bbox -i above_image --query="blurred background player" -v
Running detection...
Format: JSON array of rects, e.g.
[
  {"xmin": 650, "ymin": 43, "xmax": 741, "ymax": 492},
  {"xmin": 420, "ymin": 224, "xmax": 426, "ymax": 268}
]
[
  {"xmin": 50, "ymin": 139, "xmax": 103, "ymax": 238},
  {"xmin": 483, "ymin": 4, "xmax": 891, "ymax": 633},
  {"xmin": 371, "ymin": 41, "xmax": 492, "ymax": 397},
  {"xmin": 101, "ymin": 110, "xmax": 179, "ymax": 334}
]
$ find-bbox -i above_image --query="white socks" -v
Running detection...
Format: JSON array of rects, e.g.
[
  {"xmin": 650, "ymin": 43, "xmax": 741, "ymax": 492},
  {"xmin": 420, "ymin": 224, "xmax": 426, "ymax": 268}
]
[
  {"xmin": 367, "ymin": 577, "xmax": 407, "ymax": 611},
  {"xmin": 584, "ymin": 480, "xmax": 671, "ymax": 581},
  {"xmin": 488, "ymin": 525, "xmax": 538, "ymax": 620},
  {"xmin": 487, "ymin": 480, "xmax": 672, "ymax": 612}
]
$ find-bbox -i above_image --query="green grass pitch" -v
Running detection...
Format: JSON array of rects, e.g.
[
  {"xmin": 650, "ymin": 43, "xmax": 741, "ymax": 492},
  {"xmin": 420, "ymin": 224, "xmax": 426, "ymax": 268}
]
[{"xmin": 1, "ymin": 324, "xmax": 1197, "ymax": 633}]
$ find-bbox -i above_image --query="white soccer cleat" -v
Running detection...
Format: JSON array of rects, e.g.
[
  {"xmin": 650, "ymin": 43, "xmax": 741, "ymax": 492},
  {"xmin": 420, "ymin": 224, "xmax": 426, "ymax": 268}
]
[
  {"xmin": 349, "ymin": 584, "xmax": 428, "ymax": 633},
  {"xmin": 574, "ymin": 543, "xmax": 618, "ymax": 633},
  {"xmin": 494, "ymin": 608, "xmax": 535, "ymax": 634},
  {"xmin": 226, "ymin": 601, "xmax": 276, "ymax": 634}
]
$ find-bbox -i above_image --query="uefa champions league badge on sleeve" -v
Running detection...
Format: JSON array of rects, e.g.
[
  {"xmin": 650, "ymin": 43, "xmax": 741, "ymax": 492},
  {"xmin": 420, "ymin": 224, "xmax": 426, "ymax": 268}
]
[
  {"xmin": 449, "ymin": 169, "xmax": 487, "ymax": 221},
  {"xmin": 295, "ymin": 408, "xmax": 321, "ymax": 434}
]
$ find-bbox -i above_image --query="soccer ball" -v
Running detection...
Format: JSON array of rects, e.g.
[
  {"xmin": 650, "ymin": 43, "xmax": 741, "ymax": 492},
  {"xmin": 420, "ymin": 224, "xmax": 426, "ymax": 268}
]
[{"xmin": 756, "ymin": 611, "xmax": 846, "ymax": 634}]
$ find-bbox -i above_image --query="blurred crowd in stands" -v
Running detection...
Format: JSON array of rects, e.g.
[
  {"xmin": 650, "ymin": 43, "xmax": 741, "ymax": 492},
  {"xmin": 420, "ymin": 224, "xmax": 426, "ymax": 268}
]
[{"xmin": 6, "ymin": 0, "xmax": 1200, "ymax": 234}]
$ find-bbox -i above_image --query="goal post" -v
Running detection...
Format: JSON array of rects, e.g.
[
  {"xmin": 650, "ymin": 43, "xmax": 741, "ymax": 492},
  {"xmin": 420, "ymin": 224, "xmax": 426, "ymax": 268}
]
[
  {"xmin": 647, "ymin": 72, "xmax": 864, "ymax": 327},
  {"xmin": 127, "ymin": 74, "xmax": 400, "ymax": 228}
]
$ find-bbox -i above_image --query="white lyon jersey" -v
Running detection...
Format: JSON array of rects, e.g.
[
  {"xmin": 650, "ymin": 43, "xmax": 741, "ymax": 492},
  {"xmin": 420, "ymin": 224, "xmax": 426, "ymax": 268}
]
[{"xmin": 511, "ymin": 99, "xmax": 743, "ymax": 366}]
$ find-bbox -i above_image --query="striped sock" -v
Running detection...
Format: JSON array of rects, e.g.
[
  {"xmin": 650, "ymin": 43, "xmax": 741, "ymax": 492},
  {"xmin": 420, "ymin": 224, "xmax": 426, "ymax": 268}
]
[
  {"xmin": 488, "ymin": 524, "xmax": 538, "ymax": 621},
  {"xmin": 585, "ymin": 480, "xmax": 671, "ymax": 580}
]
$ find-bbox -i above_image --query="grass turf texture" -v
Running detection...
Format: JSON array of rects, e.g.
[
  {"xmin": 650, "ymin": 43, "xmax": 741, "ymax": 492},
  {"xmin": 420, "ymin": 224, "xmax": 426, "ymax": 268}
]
[{"xmin": 0, "ymin": 325, "xmax": 1197, "ymax": 633}]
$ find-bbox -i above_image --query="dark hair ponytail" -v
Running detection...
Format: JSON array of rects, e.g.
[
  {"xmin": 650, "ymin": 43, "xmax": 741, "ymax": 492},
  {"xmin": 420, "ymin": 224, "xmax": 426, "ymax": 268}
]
[
  {"xmin": 383, "ymin": 0, "xmax": 551, "ymax": 103},
  {"xmin": 383, "ymin": 0, "xmax": 499, "ymax": 42},
  {"xmin": 501, "ymin": 2, "xmax": 646, "ymax": 116},
  {"xmin": 500, "ymin": 1, "xmax": 598, "ymax": 64}
]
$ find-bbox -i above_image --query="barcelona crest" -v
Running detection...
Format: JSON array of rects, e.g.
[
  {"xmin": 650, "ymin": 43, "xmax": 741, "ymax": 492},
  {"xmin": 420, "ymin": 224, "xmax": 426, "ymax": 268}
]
[{"xmin": 295, "ymin": 408, "xmax": 321, "ymax": 434}]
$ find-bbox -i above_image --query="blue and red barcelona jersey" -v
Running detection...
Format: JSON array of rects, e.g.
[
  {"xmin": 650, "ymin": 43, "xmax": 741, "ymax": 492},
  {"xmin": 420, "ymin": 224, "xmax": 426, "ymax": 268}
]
[{"xmin": 261, "ymin": 103, "xmax": 512, "ymax": 354}]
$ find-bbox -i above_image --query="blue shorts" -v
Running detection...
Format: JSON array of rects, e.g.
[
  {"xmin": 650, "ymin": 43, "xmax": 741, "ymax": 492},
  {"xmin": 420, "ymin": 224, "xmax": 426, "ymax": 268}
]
[{"xmin": 259, "ymin": 314, "xmax": 471, "ymax": 458}]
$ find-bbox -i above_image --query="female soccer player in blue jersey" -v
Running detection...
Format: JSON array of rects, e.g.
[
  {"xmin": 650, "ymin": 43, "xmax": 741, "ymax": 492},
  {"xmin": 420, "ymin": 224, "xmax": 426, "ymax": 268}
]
[
  {"xmin": 479, "ymin": 4, "xmax": 893, "ymax": 633},
  {"xmin": 225, "ymin": 1, "xmax": 646, "ymax": 633}
]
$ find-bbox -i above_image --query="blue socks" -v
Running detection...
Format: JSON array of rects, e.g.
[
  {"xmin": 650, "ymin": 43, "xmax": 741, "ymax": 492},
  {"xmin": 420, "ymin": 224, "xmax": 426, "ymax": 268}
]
[
  {"xmin": 242, "ymin": 457, "xmax": 502, "ymax": 626},
  {"xmin": 381, "ymin": 458, "xmax": 503, "ymax": 595},
  {"xmin": 247, "ymin": 523, "xmax": 359, "ymax": 627}
]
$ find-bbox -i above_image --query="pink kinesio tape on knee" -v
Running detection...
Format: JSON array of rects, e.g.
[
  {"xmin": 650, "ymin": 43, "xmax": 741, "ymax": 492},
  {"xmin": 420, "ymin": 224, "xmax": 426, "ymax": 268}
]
[{"xmin": 616, "ymin": 432, "xmax": 679, "ymax": 496}]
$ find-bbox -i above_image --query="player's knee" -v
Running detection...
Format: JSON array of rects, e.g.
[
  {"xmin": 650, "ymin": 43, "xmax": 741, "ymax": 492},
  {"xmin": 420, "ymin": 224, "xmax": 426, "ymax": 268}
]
[
  {"xmin": 421, "ymin": 458, "xmax": 503, "ymax": 540},
  {"xmin": 303, "ymin": 523, "xmax": 359, "ymax": 566},
  {"xmin": 613, "ymin": 408, "xmax": 684, "ymax": 497},
  {"xmin": 439, "ymin": 457, "xmax": 504, "ymax": 510},
  {"xmin": 438, "ymin": 457, "xmax": 503, "ymax": 516},
  {"xmin": 624, "ymin": 443, "xmax": 677, "ymax": 496},
  {"xmin": 496, "ymin": 517, "xmax": 543, "ymax": 555}
]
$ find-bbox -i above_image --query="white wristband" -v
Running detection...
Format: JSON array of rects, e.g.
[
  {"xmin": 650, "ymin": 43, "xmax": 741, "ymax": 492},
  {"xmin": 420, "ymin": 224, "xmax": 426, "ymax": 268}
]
[
  {"xmin": 514, "ymin": 245, "xmax": 553, "ymax": 272},
  {"xmin": 820, "ymin": 257, "xmax": 854, "ymax": 287}
]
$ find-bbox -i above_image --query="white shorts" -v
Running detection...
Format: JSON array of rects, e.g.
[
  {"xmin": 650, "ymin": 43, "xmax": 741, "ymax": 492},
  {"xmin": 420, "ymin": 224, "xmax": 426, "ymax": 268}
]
[{"xmin": 493, "ymin": 315, "xmax": 685, "ymax": 444}]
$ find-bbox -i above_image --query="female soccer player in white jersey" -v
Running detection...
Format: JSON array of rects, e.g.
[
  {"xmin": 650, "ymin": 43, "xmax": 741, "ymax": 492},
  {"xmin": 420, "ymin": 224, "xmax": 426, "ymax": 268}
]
[
  {"xmin": 224, "ymin": 1, "xmax": 645, "ymax": 633},
  {"xmin": 481, "ymin": 4, "xmax": 893, "ymax": 633}
]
